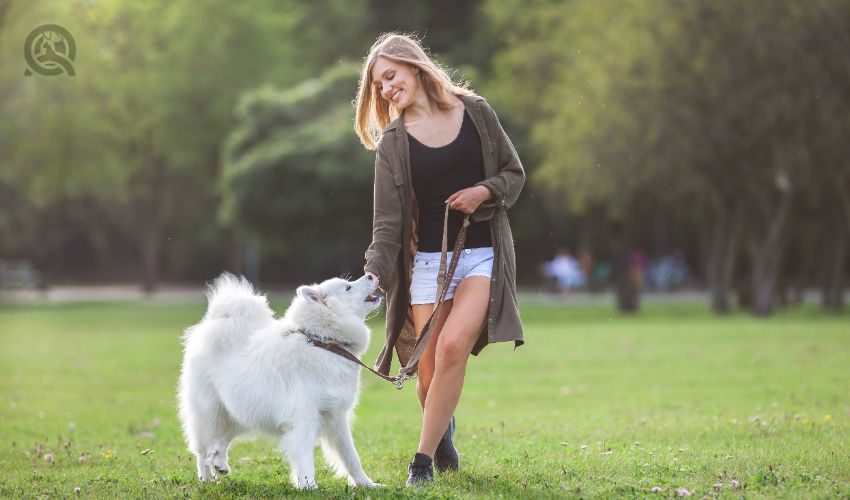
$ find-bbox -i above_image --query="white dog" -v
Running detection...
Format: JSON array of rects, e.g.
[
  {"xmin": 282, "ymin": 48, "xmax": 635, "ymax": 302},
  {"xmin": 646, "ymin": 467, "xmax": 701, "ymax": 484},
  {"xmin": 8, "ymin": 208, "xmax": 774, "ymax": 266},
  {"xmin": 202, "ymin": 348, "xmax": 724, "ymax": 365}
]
[{"xmin": 178, "ymin": 272, "xmax": 382, "ymax": 489}]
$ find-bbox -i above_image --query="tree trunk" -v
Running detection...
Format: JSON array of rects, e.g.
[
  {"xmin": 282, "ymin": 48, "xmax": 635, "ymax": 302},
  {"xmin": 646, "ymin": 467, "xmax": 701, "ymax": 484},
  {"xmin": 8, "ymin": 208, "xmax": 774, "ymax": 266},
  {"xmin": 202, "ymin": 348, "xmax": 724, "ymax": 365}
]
[
  {"xmin": 823, "ymin": 230, "xmax": 847, "ymax": 311},
  {"xmin": 134, "ymin": 136, "xmax": 167, "ymax": 295},
  {"xmin": 140, "ymin": 207, "xmax": 162, "ymax": 294},
  {"xmin": 707, "ymin": 203, "xmax": 741, "ymax": 314},
  {"xmin": 749, "ymin": 189, "xmax": 793, "ymax": 316},
  {"xmin": 614, "ymin": 217, "xmax": 639, "ymax": 313}
]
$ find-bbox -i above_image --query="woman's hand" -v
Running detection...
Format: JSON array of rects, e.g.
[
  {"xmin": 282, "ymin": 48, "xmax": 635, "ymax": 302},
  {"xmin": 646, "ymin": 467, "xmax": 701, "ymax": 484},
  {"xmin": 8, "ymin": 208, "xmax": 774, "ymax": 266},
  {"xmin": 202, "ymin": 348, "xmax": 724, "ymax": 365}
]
[{"xmin": 445, "ymin": 186, "xmax": 492, "ymax": 215}]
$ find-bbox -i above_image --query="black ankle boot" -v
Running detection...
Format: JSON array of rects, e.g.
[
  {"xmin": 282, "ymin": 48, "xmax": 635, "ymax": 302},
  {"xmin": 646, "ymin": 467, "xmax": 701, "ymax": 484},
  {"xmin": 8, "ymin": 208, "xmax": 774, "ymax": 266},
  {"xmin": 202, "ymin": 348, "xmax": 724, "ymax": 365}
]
[
  {"xmin": 406, "ymin": 452, "xmax": 434, "ymax": 486},
  {"xmin": 434, "ymin": 416, "xmax": 460, "ymax": 472}
]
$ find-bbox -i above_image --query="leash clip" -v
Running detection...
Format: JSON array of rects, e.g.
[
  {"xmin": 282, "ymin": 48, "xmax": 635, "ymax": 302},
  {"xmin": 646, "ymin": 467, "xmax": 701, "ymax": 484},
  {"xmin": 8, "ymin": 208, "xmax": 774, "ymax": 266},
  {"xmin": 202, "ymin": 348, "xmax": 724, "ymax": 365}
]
[{"xmin": 394, "ymin": 374, "xmax": 409, "ymax": 390}]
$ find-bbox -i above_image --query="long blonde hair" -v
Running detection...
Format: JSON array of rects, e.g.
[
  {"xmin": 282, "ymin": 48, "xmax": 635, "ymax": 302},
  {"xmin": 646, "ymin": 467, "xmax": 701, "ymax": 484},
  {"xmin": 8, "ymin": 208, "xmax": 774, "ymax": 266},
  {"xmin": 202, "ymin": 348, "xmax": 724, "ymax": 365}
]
[{"xmin": 354, "ymin": 32, "xmax": 476, "ymax": 150}]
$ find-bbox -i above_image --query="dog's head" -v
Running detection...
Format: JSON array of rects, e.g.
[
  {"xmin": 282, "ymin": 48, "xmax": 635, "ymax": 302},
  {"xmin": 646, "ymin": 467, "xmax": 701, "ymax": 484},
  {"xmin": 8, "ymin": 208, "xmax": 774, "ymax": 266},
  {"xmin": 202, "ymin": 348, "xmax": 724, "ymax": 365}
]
[
  {"xmin": 295, "ymin": 274, "xmax": 381, "ymax": 319},
  {"xmin": 285, "ymin": 275, "xmax": 381, "ymax": 354}
]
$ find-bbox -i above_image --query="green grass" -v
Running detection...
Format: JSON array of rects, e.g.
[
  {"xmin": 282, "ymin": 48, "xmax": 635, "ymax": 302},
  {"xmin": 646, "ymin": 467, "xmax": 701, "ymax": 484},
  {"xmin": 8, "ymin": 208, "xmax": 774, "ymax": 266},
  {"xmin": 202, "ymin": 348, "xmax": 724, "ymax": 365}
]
[{"xmin": 1, "ymin": 298, "xmax": 849, "ymax": 498}]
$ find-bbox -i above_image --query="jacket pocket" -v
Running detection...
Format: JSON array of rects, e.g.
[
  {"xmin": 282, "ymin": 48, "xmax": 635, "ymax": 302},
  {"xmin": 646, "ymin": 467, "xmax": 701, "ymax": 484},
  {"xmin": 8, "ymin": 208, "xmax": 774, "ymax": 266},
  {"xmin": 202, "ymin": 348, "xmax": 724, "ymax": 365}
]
[{"xmin": 392, "ymin": 170, "xmax": 404, "ymax": 187}]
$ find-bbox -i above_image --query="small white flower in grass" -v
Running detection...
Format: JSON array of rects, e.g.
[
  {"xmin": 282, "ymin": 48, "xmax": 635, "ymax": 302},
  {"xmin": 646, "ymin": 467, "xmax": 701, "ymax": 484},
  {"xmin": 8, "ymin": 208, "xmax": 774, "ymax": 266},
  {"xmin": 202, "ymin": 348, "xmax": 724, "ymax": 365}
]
[
  {"xmin": 713, "ymin": 483, "xmax": 722, "ymax": 490},
  {"xmin": 43, "ymin": 452, "xmax": 54, "ymax": 463},
  {"xmin": 675, "ymin": 487, "xmax": 692, "ymax": 496},
  {"xmin": 74, "ymin": 487, "xmax": 81, "ymax": 494},
  {"xmin": 580, "ymin": 445, "xmax": 587, "ymax": 450},
  {"xmin": 651, "ymin": 486, "xmax": 663, "ymax": 493},
  {"xmin": 78, "ymin": 454, "xmax": 87, "ymax": 464},
  {"xmin": 729, "ymin": 479, "xmax": 740, "ymax": 488}
]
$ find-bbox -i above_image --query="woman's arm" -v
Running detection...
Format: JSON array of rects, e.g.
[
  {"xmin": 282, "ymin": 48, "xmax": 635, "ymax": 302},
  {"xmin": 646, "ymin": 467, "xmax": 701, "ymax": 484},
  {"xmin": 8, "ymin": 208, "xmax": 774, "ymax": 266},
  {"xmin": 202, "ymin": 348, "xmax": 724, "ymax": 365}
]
[
  {"xmin": 470, "ymin": 101, "xmax": 526, "ymax": 222},
  {"xmin": 364, "ymin": 142, "xmax": 402, "ymax": 289}
]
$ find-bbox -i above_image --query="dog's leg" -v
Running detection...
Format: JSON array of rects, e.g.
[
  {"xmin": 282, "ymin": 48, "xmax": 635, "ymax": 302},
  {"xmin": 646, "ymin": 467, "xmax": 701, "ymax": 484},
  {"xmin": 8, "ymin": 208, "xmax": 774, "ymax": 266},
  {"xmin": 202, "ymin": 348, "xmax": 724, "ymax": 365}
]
[
  {"xmin": 320, "ymin": 412, "xmax": 379, "ymax": 487},
  {"xmin": 280, "ymin": 421, "xmax": 320, "ymax": 489},
  {"xmin": 207, "ymin": 416, "xmax": 240, "ymax": 477},
  {"xmin": 207, "ymin": 438, "xmax": 232, "ymax": 477},
  {"xmin": 196, "ymin": 452, "xmax": 215, "ymax": 482},
  {"xmin": 186, "ymin": 414, "xmax": 215, "ymax": 482}
]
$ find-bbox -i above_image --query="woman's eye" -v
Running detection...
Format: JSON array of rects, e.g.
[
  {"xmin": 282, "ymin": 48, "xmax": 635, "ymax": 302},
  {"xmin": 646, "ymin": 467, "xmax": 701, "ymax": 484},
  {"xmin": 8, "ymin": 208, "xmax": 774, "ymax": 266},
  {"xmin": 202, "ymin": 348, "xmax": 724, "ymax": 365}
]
[{"xmin": 346, "ymin": 285, "xmax": 351, "ymax": 291}]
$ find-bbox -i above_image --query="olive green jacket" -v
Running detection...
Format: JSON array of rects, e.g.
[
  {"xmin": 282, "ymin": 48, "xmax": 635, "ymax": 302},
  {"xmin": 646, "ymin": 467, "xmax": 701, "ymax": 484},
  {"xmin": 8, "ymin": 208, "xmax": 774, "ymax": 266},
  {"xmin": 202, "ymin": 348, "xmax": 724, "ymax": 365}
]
[{"xmin": 364, "ymin": 94, "xmax": 525, "ymax": 376}]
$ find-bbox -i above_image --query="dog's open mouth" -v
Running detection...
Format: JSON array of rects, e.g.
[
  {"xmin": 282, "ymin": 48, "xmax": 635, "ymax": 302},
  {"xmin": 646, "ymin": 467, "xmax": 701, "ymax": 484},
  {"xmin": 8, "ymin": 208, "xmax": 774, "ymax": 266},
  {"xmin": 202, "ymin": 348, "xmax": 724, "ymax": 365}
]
[{"xmin": 365, "ymin": 293, "xmax": 380, "ymax": 303}]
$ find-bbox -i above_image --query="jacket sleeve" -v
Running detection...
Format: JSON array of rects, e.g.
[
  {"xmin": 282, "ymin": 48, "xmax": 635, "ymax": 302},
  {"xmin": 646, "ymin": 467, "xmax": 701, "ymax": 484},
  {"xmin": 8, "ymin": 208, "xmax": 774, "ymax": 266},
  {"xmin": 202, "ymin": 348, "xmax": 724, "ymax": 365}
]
[
  {"xmin": 364, "ymin": 141, "xmax": 402, "ymax": 289},
  {"xmin": 471, "ymin": 101, "xmax": 526, "ymax": 223}
]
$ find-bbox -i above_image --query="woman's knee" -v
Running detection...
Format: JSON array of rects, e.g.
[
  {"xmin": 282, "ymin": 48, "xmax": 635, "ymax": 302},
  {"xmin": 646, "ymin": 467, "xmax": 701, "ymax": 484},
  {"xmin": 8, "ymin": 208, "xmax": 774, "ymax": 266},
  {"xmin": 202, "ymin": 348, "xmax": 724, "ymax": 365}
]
[{"xmin": 435, "ymin": 336, "xmax": 471, "ymax": 368}]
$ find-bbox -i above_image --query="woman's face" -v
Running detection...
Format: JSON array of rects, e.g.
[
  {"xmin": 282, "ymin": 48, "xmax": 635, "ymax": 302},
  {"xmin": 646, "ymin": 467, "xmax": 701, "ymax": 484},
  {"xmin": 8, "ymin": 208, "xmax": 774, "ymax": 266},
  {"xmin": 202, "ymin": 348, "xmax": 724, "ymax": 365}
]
[{"xmin": 370, "ymin": 56, "xmax": 420, "ymax": 110}]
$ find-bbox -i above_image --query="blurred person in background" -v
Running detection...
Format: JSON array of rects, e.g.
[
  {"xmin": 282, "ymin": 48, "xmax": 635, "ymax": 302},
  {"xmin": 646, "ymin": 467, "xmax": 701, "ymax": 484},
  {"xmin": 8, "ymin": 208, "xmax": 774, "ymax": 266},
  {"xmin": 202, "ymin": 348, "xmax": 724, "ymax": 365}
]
[{"xmin": 541, "ymin": 247, "xmax": 585, "ymax": 294}]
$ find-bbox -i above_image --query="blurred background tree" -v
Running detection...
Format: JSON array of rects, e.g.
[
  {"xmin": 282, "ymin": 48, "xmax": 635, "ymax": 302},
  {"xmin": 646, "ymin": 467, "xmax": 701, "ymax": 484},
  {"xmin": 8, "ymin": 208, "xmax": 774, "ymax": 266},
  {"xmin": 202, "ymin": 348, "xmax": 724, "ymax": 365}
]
[{"xmin": 1, "ymin": 0, "xmax": 847, "ymax": 315}]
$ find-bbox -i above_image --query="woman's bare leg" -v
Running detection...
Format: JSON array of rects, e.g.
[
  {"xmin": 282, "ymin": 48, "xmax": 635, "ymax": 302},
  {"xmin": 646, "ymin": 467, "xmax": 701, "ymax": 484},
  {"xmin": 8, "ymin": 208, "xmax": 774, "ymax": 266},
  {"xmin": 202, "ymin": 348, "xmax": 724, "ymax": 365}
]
[
  {"xmin": 412, "ymin": 302, "xmax": 453, "ymax": 408},
  {"xmin": 417, "ymin": 276, "xmax": 489, "ymax": 457}
]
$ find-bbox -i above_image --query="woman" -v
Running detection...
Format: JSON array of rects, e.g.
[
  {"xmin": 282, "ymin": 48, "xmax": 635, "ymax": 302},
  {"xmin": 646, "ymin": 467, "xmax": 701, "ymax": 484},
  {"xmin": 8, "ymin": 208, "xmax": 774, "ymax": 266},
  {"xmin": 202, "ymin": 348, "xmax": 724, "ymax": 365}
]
[{"xmin": 354, "ymin": 33, "xmax": 525, "ymax": 486}]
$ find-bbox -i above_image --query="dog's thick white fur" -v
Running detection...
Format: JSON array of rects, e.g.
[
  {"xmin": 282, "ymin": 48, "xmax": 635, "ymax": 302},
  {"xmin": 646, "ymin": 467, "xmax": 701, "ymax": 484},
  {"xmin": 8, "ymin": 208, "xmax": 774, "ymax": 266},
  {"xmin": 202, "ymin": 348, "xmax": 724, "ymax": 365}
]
[{"xmin": 178, "ymin": 272, "xmax": 382, "ymax": 489}]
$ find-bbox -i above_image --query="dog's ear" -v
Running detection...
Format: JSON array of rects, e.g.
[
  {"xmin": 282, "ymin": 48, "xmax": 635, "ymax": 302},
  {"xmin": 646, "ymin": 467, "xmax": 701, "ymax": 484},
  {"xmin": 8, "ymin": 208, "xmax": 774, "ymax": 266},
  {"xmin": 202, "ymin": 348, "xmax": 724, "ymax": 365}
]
[{"xmin": 297, "ymin": 285, "xmax": 326, "ymax": 305}]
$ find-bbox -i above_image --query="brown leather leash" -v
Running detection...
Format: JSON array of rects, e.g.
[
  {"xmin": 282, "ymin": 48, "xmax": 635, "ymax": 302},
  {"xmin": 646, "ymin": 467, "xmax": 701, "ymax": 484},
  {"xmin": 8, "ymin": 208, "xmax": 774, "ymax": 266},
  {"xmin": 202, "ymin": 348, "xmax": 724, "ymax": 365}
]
[
  {"xmin": 301, "ymin": 333, "xmax": 405, "ymax": 385},
  {"xmin": 397, "ymin": 205, "xmax": 470, "ymax": 384},
  {"xmin": 292, "ymin": 204, "xmax": 469, "ymax": 390}
]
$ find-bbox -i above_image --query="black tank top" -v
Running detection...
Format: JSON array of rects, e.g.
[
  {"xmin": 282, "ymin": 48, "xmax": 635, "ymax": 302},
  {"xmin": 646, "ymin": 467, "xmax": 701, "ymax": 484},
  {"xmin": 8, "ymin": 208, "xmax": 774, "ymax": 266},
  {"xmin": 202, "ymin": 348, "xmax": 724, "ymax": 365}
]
[{"xmin": 409, "ymin": 111, "xmax": 493, "ymax": 252}]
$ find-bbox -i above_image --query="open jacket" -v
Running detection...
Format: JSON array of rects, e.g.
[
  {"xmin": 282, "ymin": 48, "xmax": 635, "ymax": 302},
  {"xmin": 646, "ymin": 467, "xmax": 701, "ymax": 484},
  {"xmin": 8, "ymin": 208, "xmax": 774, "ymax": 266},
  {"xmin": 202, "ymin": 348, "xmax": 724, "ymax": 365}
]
[{"xmin": 364, "ymin": 94, "xmax": 525, "ymax": 376}]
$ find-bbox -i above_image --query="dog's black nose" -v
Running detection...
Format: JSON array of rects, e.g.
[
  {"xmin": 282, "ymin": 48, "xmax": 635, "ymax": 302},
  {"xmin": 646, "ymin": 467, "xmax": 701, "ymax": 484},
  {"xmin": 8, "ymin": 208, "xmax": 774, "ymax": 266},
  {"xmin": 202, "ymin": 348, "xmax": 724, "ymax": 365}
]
[{"xmin": 366, "ymin": 274, "xmax": 373, "ymax": 281}]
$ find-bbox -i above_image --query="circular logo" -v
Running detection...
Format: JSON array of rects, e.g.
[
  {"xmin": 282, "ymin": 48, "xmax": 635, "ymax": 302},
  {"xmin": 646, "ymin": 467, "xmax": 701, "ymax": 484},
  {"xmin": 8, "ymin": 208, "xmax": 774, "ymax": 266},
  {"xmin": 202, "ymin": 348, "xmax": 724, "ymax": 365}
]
[{"xmin": 24, "ymin": 24, "xmax": 76, "ymax": 76}]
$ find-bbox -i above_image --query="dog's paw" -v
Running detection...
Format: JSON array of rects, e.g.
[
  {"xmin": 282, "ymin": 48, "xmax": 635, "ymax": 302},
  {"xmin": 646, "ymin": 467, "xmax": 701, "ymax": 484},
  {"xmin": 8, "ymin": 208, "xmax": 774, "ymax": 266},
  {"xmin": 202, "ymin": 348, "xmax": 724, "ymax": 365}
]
[
  {"xmin": 350, "ymin": 476, "xmax": 383, "ymax": 488},
  {"xmin": 294, "ymin": 478, "xmax": 318, "ymax": 490}
]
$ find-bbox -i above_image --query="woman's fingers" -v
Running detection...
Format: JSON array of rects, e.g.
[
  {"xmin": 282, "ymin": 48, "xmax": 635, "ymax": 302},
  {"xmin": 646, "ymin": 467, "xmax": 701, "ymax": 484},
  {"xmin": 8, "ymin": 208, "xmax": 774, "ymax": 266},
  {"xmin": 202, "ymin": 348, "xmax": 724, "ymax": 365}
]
[{"xmin": 447, "ymin": 187, "xmax": 485, "ymax": 213}]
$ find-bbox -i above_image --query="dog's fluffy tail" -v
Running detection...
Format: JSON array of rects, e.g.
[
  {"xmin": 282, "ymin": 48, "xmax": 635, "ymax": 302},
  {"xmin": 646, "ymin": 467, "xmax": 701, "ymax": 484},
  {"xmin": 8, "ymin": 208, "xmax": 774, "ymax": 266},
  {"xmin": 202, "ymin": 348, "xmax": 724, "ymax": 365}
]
[{"xmin": 184, "ymin": 272, "xmax": 274, "ymax": 350}]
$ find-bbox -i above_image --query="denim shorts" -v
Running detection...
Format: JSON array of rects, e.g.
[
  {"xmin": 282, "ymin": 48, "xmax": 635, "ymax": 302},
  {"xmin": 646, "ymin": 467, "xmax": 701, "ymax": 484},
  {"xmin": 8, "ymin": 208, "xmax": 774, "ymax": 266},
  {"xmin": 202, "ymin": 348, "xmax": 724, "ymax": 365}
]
[{"xmin": 410, "ymin": 247, "xmax": 494, "ymax": 304}]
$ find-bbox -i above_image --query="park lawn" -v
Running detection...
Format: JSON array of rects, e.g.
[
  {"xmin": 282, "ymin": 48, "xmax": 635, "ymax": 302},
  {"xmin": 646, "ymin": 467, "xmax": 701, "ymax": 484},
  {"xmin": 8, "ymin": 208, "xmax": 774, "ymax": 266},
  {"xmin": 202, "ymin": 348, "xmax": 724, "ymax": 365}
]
[{"xmin": 1, "ymin": 298, "xmax": 849, "ymax": 498}]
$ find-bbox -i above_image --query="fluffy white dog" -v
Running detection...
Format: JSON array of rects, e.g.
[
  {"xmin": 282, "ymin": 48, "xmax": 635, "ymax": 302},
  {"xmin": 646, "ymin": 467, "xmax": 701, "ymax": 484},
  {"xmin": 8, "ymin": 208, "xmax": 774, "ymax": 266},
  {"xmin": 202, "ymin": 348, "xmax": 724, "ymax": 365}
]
[{"xmin": 178, "ymin": 272, "xmax": 382, "ymax": 489}]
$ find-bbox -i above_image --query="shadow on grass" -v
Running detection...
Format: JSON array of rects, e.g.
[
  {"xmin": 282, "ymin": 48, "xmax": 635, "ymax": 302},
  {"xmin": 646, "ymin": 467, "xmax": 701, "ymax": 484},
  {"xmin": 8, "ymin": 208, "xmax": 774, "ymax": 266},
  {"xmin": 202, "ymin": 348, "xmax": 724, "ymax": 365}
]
[{"xmin": 185, "ymin": 469, "xmax": 540, "ymax": 498}]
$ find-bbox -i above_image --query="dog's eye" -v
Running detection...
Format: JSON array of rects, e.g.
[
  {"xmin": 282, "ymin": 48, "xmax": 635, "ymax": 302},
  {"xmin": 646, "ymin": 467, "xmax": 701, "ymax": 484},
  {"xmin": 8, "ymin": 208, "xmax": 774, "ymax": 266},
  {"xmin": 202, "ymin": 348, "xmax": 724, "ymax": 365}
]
[{"xmin": 346, "ymin": 285, "xmax": 351, "ymax": 291}]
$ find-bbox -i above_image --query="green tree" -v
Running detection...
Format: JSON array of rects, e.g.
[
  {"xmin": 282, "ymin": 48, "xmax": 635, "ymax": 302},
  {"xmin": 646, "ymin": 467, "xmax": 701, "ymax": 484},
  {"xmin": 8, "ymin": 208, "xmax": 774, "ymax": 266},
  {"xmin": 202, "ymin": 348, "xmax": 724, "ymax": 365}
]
[
  {"xmin": 0, "ymin": 0, "xmax": 369, "ymax": 288},
  {"xmin": 220, "ymin": 63, "xmax": 375, "ymax": 282}
]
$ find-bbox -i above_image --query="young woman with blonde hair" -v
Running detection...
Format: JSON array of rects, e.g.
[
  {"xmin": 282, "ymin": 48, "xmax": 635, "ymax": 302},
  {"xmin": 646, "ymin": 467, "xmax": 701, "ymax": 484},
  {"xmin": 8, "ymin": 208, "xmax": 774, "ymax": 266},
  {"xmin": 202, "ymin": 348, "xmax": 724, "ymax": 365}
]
[{"xmin": 355, "ymin": 33, "xmax": 525, "ymax": 486}]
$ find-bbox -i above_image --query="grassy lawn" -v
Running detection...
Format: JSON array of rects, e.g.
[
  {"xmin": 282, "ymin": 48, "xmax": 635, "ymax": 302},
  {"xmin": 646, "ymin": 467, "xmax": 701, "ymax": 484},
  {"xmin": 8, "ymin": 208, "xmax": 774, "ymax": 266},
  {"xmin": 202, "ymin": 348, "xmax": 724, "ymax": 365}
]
[{"xmin": 1, "ymin": 298, "xmax": 849, "ymax": 498}]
